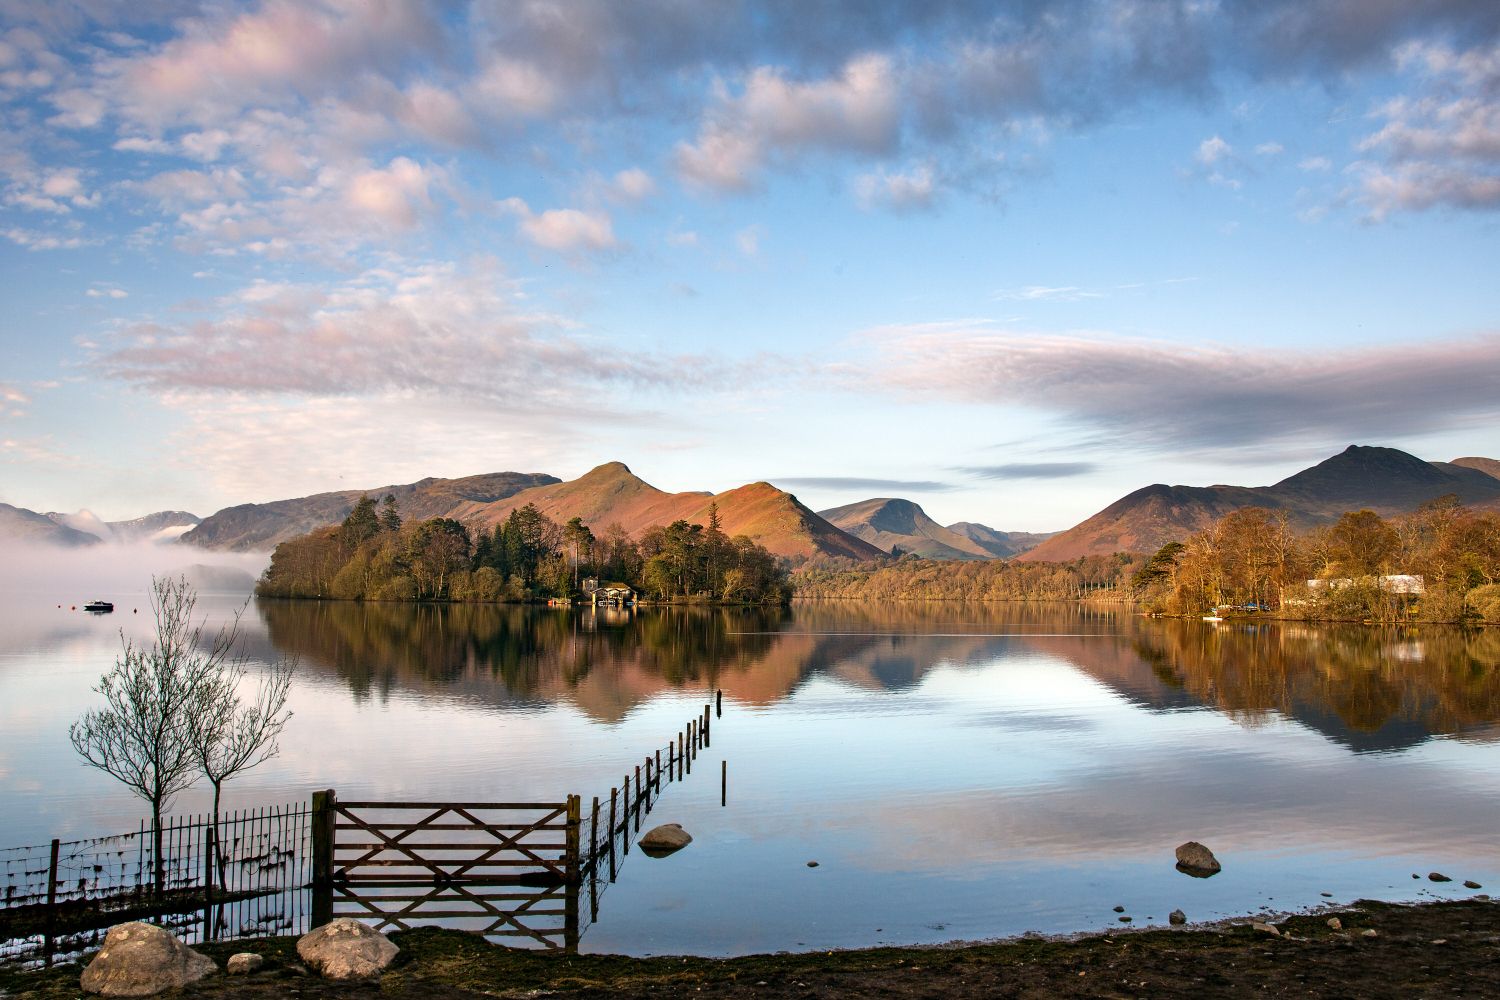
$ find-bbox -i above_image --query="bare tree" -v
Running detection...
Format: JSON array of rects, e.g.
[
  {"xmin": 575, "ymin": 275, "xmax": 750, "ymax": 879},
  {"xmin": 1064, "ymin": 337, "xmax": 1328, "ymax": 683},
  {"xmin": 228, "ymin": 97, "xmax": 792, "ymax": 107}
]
[
  {"xmin": 188, "ymin": 646, "xmax": 295, "ymax": 889},
  {"xmin": 69, "ymin": 576, "xmax": 235, "ymax": 896}
]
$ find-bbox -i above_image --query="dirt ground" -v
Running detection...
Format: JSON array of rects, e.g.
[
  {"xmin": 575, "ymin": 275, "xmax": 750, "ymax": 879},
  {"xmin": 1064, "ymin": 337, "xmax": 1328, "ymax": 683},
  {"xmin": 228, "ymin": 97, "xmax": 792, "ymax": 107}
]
[{"xmin": 4, "ymin": 898, "xmax": 1499, "ymax": 999}]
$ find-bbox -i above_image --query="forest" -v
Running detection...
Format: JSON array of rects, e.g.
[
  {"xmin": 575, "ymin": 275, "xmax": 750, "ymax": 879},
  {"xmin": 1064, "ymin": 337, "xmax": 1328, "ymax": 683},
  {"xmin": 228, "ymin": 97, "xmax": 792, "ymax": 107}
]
[
  {"xmin": 256, "ymin": 495, "xmax": 791, "ymax": 605},
  {"xmin": 791, "ymin": 552, "xmax": 1142, "ymax": 602},
  {"xmin": 1133, "ymin": 497, "xmax": 1500, "ymax": 624}
]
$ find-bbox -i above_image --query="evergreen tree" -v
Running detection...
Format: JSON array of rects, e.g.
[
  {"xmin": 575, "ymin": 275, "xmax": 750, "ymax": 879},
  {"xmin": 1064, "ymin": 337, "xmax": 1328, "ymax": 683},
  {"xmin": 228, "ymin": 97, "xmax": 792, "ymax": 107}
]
[
  {"xmin": 341, "ymin": 495, "xmax": 380, "ymax": 547},
  {"xmin": 380, "ymin": 493, "xmax": 402, "ymax": 533}
]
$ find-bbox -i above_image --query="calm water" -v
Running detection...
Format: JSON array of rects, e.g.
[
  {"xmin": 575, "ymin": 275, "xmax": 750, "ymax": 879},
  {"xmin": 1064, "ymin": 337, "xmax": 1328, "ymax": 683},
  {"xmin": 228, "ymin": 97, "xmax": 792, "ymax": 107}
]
[{"xmin": 2, "ymin": 586, "xmax": 1499, "ymax": 955}]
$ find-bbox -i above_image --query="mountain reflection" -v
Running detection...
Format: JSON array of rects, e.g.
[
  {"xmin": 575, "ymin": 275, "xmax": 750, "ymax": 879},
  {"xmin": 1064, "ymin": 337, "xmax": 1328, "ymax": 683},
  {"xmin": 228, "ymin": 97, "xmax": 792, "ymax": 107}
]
[{"xmin": 256, "ymin": 599, "xmax": 1500, "ymax": 749}]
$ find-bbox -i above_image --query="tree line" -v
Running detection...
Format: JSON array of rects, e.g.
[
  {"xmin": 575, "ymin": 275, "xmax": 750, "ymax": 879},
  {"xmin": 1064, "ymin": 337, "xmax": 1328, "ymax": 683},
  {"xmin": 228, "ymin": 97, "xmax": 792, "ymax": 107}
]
[
  {"xmin": 790, "ymin": 552, "xmax": 1142, "ymax": 602},
  {"xmin": 1133, "ymin": 497, "xmax": 1500, "ymax": 624},
  {"xmin": 256, "ymin": 495, "xmax": 791, "ymax": 605}
]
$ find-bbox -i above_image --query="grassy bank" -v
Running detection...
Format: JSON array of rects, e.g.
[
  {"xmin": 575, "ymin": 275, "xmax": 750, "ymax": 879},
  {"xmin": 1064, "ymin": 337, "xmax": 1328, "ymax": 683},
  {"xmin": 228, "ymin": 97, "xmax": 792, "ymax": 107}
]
[{"xmin": 5, "ymin": 898, "xmax": 1497, "ymax": 999}]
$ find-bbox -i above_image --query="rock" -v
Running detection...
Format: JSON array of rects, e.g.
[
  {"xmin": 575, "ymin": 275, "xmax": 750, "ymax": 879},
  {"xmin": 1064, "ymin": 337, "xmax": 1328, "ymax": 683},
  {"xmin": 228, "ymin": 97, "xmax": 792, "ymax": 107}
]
[
  {"xmin": 1174, "ymin": 841, "xmax": 1221, "ymax": 877},
  {"xmin": 1464, "ymin": 880, "xmax": 1482, "ymax": 889},
  {"xmin": 1169, "ymin": 909, "xmax": 1186, "ymax": 926},
  {"xmin": 806, "ymin": 861, "xmax": 819, "ymax": 868},
  {"xmin": 80, "ymin": 922, "xmax": 217, "ymax": 997},
  {"xmin": 1118, "ymin": 916, "xmax": 1132, "ymax": 923},
  {"xmin": 1251, "ymin": 922, "xmax": 1280, "ymax": 937},
  {"xmin": 1326, "ymin": 917, "xmax": 1342, "ymax": 931},
  {"xmin": 296, "ymin": 919, "xmax": 398, "ymax": 980},
  {"xmin": 1361, "ymin": 929, "xmax": 1379, "ymax": 939},
  {"xmin": 226, "ymin": 953, "xmax": 264, "ymax": 975},
  {"xmin": 639, "ymin": 823, "xmax": 692, "ymax": 856},
  {"xmin": 1431, "ymin": 938, "xmax": 1447, "ymax": 945},
  {"xmin": 1113, "ymin": 905, "xmax": 1124, "ymax": 913},
  {"xmin": 1429, "ymin": 872, "xmax": 1452, "ymax": 882}
]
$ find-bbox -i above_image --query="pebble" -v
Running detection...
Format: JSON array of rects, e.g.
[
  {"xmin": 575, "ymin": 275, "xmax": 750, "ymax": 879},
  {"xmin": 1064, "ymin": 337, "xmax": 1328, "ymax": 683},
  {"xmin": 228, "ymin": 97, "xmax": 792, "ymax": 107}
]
[
  {"xmin": 1251, "ymin": 922, "xmax": 1280, "ymax": 937},
  {"xmin": 1113, "ymin": 905, "xmax": 1125, "ymax": 913},
  {"xmin": 1429, "ymin": 872, "xmax": 1452, "ymax": 882},
  {"xmin": 1320, "ymin": 892, "xmax": 1333, "ymax": 897},
  {"xmin": 1362, "ymin": 929, "xmax": 1379, "ymax": 939},
  {"xmin": 1431, "ymin": 939, "xmax": 1447, "ymax": 946},
  {"xmin": 227, "ymin": 953, "xmax": 264, "ymax": 975},
  {"xmin": 1464, "ymin": 881, "xmax": 1482, "ymax": 889},
  {"xmin": 1169, "ymin": 909, "xmax": 1186, "ymax": 926},
  {"xmin": 1118, "ymin": 916, "xmax": 1132, "ymax": 923},
  {"xmin": 1326, "ymin": 917, "xmax": 1342, "ymax": 931},
  {"xmin": 806, "ymin": 861, "xmax": 819, "ymax": 868}
]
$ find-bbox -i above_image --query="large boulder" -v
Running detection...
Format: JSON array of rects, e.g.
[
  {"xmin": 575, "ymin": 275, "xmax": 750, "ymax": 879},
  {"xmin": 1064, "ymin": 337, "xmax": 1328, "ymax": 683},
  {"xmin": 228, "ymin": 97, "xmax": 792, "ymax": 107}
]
[
  {"xmin": 296, "ymin": 919, "xmax": 399, "ymax": 980},
  {"xmin": 639, "ymin": 823, "xmax": 693, "ymax": 856},
  {"xmin": 80, "ymin": 922, "xmax": 217, "ymax": 997},
  {"xmin": 1175, "ymin": 841, "xmax": 1222, "ymax": 877}
]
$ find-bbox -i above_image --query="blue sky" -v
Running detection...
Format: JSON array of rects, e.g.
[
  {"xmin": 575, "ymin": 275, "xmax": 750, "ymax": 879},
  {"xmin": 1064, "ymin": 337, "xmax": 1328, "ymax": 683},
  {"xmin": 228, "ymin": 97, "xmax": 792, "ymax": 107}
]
[{"xmin": 2, "ymin": 1, "xmax": 1498, "ymax": 532}]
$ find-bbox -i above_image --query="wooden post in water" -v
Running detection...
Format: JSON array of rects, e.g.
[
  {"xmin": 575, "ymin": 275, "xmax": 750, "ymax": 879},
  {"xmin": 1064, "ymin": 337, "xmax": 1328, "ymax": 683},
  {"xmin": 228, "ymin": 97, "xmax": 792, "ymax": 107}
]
[
  {"xmin": 716, "ymin": 688, "xmax": 722, "ymax": 718},
  {"xmin": 668, "ymin": 743, "xmax": 675, "ymax": 783},
  {"xmin": 686, "ymin": 724, "xmax": 693, "ymax": 774},
  {"xmin": 310, "ymin": 789, "xmax": 336, "ymax": 929},
  {"xmin": 721, "ymin": 760, "xmax": 727, "ymax": 807},
  {"xmin": 655, "ymin": 748, "xmax": 662, "ymax": 791},
  {"xmin": 202, "ymin": 823, "xmax": 216, "ymax": 941},
  {"xmin": 677, "ymin": 731, "xmax": 685, "ymax": 779},
  {"xmin": 644, "ymin": 757, "xmax": 652, "ymax": 814},
  {"xmin": 703, "ymin": 704, "xmax": 711, "ymax": 747},
  {"xmin": 622, "ymin": 775, "xmax": 631, "ymax": 853},
  {"xmin": 608, "ymin": 787, "xmax": 618, "ymax": 881},
  {"xmin": 634, "ymin": 764, "xmax": 643, "ymax": 831},
  {"xmin": 565, "ymin": 795, "xmax": 580, "ymax": 952}
]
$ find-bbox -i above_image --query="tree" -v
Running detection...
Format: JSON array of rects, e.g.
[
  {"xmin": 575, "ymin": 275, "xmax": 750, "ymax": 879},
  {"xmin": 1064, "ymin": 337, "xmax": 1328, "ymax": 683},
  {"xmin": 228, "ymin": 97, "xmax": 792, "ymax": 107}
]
[
  {"xmin": 1327, "ymin": 509, "xmax": 1399, "ymax": 576},
  {"xmin": 188, "ymin": 640, "xmax": 295, "ymax": 891},
  {"xmin": 341, "ymin": 495, "xmax": 380, "ymax": 548},
  {"xmin": 69, "ymin": 577, "xmax": 233, "ymax": 895},
  {"xmin": 380, "ymin": 493, "xmax": 403, "ymax": 533}
]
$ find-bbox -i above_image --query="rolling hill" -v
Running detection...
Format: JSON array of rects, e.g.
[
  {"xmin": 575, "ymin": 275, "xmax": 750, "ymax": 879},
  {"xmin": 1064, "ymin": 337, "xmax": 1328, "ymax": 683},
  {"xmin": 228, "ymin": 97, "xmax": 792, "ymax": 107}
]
[
  {"xmin": 183, "ymin": 471, "xmax": 559, "ymax": 551},
  {"xmin": 0, "ymin": 503, "xmax": 102, "ymax": 547},
  {"xmin": 819, "ymin": 498, "xmax": 994, "ymax": 560},
  {"xmin": 457, "ymin": 462, "xmax": 883, "ymax": 561},
  {"xmin": 946, "ymin": 522, "xmax": 1055, "ymax": 559},
  {"xmin": 1021, "ymin": 445, "xmax": 1500, "ymax": 562}
]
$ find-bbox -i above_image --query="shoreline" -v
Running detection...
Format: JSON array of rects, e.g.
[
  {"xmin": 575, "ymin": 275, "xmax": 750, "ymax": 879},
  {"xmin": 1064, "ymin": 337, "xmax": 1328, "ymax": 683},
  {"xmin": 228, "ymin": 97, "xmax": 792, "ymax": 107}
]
[{"xmin": 6, "ymin": 897, "xmax": 1498, "ymax": 999}]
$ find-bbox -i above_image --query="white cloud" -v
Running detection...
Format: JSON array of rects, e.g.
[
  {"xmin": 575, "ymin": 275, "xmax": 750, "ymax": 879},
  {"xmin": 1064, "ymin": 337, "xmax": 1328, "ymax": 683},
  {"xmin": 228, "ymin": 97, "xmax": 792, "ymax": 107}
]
[
  {"xmin": 1254, "ymin": 141, "xmax": 1284, "ymax": 155},
  {"xmin": 502, "ymin": 198, "xmax": 618, "ymax": 253},
  {"xmin": 85, "ymin": 285, "xmax": 129, "ymax": 299},
  {"xmin": 1298, "ymin": 156, "xmax": 1333, "ymax": 172},
  {"xmin": 343, "ymin": 156, "xmax": 439, "ymax": 230},
  {"xmin": 854, "ymin": 163, "xmax": 936, "ymax": 211},
  {"xmin": 676, "ymin": 54, "xmax": 900, "ymax": 191},
  {"xmin": 735, "ymin": 224, "xmax": 762, "ymax": 257},
  {"xmin": 1195, "ymin": 135, "xmax": 1232, "ymax": 165},
  {"xmin": 609, "ymin": 167, "xmax": 656, "ymax": 202},
  {"xmin": 992, "ymin": 285, "xmax": 1103, "ymax": 303}
]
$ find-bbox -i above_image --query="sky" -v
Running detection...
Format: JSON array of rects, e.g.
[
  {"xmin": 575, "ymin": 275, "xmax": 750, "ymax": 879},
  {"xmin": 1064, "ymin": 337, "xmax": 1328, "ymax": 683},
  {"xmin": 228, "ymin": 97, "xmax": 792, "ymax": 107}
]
[{"xmin": 1, "ymin": 0, "xmax": 1498, "ymax": 533}]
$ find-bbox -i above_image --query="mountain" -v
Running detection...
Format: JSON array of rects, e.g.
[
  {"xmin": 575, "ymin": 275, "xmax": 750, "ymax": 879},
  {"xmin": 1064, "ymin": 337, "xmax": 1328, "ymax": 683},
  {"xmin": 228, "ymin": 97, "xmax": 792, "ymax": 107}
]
[
  {"xmin": 183, "ymin": 471, "xmax": 560, "ymax": 551},
  {"xmin": 45, "ymin": 509, "xmax": 201, "ymax": 544},
  {"xmin": 109, "ymin": 510, "xmax": 201, "ymax": 543},
  {"xmin": 0, "ymin": 503, "xmax": 102, "ymax": 547},
  {"xmin": 1022, "ymin": 445, "xmax": 1500, "ymax": 562},
  {"xmin": 947, "ymin": 522, "xmax": 1056, "ymax": 559},
  {"xmin": 819, "ymin": 498, "xmax": 993, "ymax": 560},
  {"xmin": 457, "ymin": 462, "xmax": 882, "ymax": 561},
  {"xmin": 1449, "ymin": 456, "xmax": 1500, "ymax": 482}
]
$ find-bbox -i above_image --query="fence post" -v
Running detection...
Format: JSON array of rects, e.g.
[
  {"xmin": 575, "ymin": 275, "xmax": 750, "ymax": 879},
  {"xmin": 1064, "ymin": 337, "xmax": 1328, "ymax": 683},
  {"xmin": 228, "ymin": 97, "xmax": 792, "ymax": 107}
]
[
  {"xmin": 565, "ymin": 794, "xmax": 580, "ymax": 952},
  {"xmin": 43, "ymin": 838, "xmax": 59, "ymax": 966},
  {"xmin": 703, "ymin": 704, "xmax": 711, "ymax": 747},
  {"xmin": 202, "ymin": 823, "xmax": 216, "ymax": 941},
  {"xmin": 310, "ymin": 788, "xmax": 336, "ymax": 928}
]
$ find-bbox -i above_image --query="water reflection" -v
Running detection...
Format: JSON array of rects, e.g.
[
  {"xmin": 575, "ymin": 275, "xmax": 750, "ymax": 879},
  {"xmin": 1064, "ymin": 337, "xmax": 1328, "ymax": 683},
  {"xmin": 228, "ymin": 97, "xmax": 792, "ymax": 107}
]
[{"xmin": 257, "ymin": 599, "xmax": 1500, "ymax": 753}]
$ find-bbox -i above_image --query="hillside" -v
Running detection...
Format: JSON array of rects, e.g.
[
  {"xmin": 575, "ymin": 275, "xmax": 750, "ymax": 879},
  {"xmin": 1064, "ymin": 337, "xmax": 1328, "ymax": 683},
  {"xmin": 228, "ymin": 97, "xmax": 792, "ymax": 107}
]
[
  {"xmin": 183, "ymin": 471, "xmax": 559, "ymax": 551},
  {"xmin": 1449, "ymin": 456, "xmax": 1500, "ymax": 482},
  {"xmin": 0, "ymin": 503, "xmax": 102, "ymax": 547},
  {"xmin": 946, "ymin": 522, "xmax": 1056, "ymax": 559},
  {"xmin": 819, "ymin": 498, "xmax": 993, "ymax": 560},
  {"xmin": 458, "ymin": 462, "xmax": 882, "ymax": 561},
  {"xmin": 1022, "ymin": 445, "xmax": 1500, "ymax": 561}
]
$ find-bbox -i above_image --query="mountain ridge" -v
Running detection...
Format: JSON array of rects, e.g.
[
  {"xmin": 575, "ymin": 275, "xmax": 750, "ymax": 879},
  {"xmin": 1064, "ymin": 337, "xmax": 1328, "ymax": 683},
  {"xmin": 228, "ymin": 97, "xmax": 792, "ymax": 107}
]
[{"xmin": 1022, "ymin": 445, "xmax": 1500, "ymax": 561}]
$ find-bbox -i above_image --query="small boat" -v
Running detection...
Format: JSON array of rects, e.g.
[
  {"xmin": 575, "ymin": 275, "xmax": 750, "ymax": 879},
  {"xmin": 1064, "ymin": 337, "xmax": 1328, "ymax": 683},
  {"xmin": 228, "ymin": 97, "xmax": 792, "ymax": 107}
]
[{"xmin": 83, "ymin": 600, "xmax": 114, "ymax": 613}]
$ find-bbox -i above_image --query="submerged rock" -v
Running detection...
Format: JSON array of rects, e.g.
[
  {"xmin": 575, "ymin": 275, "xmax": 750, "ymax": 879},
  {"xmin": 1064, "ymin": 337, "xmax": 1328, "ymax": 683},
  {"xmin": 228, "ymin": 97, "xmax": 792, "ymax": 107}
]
[
  {"xmin": 1429, "ymin": 872, "xmax": 1452, "ymax": 883},
  {"xmin": 1464, "ymin": 881, "xmax": 1483, "ymax": 889},
  {"xmin": 1175, "ymin": 842, "xmax": 1222, "ymax": 877},
  {"xmin": 639, "ymin": 823, "xmax": 693, "ymax": 856},
  {"xmin": 297, "ymin": 919, "xmax": 398, "ymax": 980},
  {"xmin": 80, "ymin": 922, "xmax": 216, "ymax": 997}
]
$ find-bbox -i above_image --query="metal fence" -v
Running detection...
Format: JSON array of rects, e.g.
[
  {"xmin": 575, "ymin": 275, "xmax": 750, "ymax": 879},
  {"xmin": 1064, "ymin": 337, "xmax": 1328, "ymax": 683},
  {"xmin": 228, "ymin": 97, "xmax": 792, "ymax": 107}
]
[{"xmin": 0, "ymin": 803, "xmax": 311, "ymax": 968}]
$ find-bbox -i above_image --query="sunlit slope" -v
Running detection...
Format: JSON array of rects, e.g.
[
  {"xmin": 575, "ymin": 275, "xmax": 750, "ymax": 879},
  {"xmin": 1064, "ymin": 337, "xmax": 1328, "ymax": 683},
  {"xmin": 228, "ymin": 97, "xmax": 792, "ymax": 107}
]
[{"xmin": 1023, "ymin": 445, "xmax": 1500, "ymax": 561}]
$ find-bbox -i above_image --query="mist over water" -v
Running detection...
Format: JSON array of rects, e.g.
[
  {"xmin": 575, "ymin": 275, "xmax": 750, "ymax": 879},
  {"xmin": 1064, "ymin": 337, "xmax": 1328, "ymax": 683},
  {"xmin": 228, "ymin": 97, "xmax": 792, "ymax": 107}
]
[
  {"xmin": 2, "ymin": 583, "xmax": 1497, "ymax": 955},
  {"xmin": 0, "ymin": 540, "xmax": 268, "ymax": 599}
]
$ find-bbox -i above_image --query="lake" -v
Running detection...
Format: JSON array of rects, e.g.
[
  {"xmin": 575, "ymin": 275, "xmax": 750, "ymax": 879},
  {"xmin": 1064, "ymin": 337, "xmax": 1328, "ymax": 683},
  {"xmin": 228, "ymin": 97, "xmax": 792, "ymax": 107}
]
[{"xmin": 2, "ymin": 587, "xmax": 1498, "ymax": 956}]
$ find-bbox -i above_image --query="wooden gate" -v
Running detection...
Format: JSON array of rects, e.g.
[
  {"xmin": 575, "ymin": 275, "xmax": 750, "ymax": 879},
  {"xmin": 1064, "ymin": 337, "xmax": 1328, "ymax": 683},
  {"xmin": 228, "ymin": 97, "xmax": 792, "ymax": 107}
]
[{"xmin": 311, "ymin": 791, "xmax": 580, "ymax": 950}]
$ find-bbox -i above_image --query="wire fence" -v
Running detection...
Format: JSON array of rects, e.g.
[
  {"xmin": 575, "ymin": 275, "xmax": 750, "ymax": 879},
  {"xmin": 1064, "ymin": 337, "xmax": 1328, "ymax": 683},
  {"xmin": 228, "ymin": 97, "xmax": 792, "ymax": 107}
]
[{"xmin": 0, "ymin": 803, "xmax": 311, "ymax": 969}]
